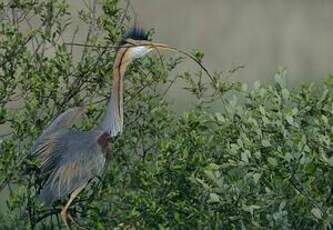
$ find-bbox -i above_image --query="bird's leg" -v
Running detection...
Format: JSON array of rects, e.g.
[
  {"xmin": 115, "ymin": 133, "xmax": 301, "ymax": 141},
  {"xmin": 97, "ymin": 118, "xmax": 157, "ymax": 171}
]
[
  {"xmin": 60, "ymin": 184, "xmax": 86, "ymax": 230},
  {"xmin": 67, "ymin": 213, "xmax": 87, "ymax": 230},
  {"xmin": 60, "ymin": 204, "xmax": 71, "ymax": 230}
]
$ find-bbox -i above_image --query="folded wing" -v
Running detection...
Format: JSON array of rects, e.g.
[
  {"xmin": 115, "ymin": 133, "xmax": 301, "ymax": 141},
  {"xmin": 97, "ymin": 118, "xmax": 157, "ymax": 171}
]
[{"xmin": 37, "ymin": 130, "xmax": 106, "ymax": 206}]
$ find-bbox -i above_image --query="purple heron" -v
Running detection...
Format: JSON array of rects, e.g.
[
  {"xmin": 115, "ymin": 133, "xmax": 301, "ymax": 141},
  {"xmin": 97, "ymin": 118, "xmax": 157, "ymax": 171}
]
[{"xmin": 29, "ymin": 27, "xmax": 171, "ymax": 229}]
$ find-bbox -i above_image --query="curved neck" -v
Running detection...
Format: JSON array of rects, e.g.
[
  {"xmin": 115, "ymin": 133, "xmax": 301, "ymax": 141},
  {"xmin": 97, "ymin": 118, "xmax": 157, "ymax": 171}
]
[{"xmin": 101, "ymin": 47, "xmax": 130, "ymax": 137}]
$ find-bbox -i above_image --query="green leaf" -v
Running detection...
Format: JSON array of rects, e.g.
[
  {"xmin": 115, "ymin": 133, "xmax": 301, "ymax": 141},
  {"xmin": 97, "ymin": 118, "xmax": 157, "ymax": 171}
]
[
  {"xmin": 208, "ymin": 193, "xmax": 220, "ymax": 203},
  {"xmin": 267, "ymin": 157, "xmax": 278, "ymax": 166},
  {"xmin": 311, "ymin": 208, "xmax": 323, "ymax": 219},
  {"xmin": 327, "ymin": 156, "xmax": 333, "ymax": 167},
  {"xmin": 253, "ymin": 173, "xmax": 262, "ymax": 184},
  {"xmin": 262, "ymin": 139, "xmax": 271, "ymax": 147}
]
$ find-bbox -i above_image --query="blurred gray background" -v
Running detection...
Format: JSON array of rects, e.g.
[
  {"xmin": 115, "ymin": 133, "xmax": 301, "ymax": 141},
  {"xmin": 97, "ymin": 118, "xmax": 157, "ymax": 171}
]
[{"xmin": 130, "ymin": 0, "xmax": 333, "ymax": 85}]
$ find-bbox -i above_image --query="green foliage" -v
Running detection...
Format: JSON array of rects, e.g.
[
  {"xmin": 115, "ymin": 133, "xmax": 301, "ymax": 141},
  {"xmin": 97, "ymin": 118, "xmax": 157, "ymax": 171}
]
[
  {"xmin": 88, "ymin": 71, "xmax": 333, "ymax": 230},
  {"xmin": 1, "ymin": 1, "xmax": 333, "ymax": 229}
]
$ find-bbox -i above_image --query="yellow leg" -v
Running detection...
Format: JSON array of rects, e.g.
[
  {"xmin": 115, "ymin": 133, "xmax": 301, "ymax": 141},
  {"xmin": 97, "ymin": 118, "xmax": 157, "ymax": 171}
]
[{"xmin": 60, "ymin": 184, "xmax": 86, "ymax": 230}]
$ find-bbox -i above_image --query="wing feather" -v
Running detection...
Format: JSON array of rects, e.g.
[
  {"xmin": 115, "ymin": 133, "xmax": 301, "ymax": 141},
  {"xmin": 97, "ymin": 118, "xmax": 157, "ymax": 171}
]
[
  {"xmin": 28, "ymin": 106, "xmax": 109, "ymax": 207},
  {"xmin": 41, "ymin": 106, "xmax": 85, "ymax": 137},
  {"xmin": 29, "ymin": 106, "xmax": 85, "ymax": 172},
  {"xmin": 37, "ymin": 130, "xmax": 106, "ymax": 206}
]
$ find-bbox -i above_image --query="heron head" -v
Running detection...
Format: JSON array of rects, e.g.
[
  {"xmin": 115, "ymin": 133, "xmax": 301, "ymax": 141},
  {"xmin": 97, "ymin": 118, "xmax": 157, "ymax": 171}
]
[{"xmin": 118, "ymin": 27, "xmax": 172, "ymax": 64}]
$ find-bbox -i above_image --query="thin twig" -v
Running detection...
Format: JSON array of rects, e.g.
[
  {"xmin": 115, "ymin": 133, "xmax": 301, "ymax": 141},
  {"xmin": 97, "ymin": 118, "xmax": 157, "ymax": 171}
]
[
  {"xmin": 24, "ymin": 17, "xmax": 38, "ymax": 51},
  {"xmin": 161, "ymin": 74, "xmax": 179, "ymax": 99},
  {"xmin": 117, "ymin": 0, "xmax": 131, "ymax": 29},
  {"xmin": 81, "ymin": 0, "xmax": 97, "ymax": 62},
  {"xmin": 70, "ymin": 25, "xmax": 80, "ymax": 56},
  {"xmin": 289, "ymin": 176, "xmax": 324, "ymax": 214}
]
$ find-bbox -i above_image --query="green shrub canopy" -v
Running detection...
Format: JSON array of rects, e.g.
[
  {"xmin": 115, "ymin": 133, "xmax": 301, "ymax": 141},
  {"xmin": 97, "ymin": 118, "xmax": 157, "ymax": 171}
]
[{"xmin": 0, "ymin": 1, "xmax": 332, "ymax": 229}]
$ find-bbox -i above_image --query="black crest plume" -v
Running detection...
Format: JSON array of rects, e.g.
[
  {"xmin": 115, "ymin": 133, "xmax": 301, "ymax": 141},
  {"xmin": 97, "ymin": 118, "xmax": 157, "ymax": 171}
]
[{"xmin": 119, "ymin": 26, "xmax": 148, "ymax": 47}]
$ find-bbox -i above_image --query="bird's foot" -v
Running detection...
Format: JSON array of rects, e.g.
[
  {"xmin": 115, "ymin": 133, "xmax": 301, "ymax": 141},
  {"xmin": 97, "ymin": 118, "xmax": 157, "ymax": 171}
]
[
  {"xmin": 60, "ymin": 207, "xmax": 71, "ymax": 230},
  {"xmin": 67, "ymin": 214, "xmax": 88, "ymax": 230},
  {"xmin": 60, "ymin": 205, "xmax": 87, "ymax": 230}
]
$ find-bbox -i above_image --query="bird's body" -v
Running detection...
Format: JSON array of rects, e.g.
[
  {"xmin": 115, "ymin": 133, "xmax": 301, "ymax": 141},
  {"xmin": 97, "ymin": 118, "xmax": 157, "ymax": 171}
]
[
  {"xmin": 28, "ymin": 107, "xmax": 112, "ymax": 229},
  {"xmin": 28, "ymin": 27, "xmax": 172, "ymax": 229},
  {"xmin": 31, "ymin": 128, "xmax": 110, "ymax": 206}
]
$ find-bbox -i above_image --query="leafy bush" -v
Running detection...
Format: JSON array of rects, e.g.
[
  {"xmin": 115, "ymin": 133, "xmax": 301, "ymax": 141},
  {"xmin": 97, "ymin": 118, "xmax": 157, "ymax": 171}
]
[{"xmin": 1, "ymin": 0, "xmax": 333, "ymax": 229}]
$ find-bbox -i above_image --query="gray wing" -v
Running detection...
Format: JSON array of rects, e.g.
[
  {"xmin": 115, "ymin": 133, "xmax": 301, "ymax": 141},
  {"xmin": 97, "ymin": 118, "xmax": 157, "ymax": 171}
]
[
  {"xmin": 1, "ymin": 108, "xmax": 84, "ymax": 192},
  {"xmin": 40, "ymin": 106, "xmax": 86, "ymax": 137},
  {"xmin": 37, "ymin": 130, "xmax": 106, "ymax": 206},
  {"xmin": 29, "ymin": 106, "xmax": 86, "ymax": 170}
]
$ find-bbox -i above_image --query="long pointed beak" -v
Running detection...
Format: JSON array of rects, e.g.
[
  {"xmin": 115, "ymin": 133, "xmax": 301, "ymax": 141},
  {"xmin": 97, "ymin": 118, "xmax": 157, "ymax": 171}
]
[
  {"xmin": 123, "ymin": 41, "xmax": 176, "ymax": 62},
  {"xmin": 146, "ymin": 42, "xmax": 176, "ymax": 52}
]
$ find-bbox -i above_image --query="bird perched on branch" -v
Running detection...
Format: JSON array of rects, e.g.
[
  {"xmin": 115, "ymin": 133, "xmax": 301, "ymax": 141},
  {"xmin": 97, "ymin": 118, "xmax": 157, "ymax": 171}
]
[{"xmin": 29, "ymin": 27, "xmax": 172, "ymax": 229}]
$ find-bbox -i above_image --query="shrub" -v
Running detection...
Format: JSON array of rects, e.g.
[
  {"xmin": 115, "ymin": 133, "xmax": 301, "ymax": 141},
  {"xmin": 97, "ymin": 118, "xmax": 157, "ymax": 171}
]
[{"xmin": 1, "ymin": 1, "xmax": 333, "ymax": 229}]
